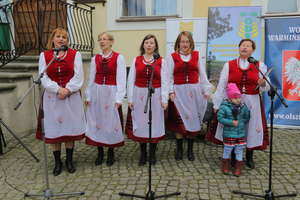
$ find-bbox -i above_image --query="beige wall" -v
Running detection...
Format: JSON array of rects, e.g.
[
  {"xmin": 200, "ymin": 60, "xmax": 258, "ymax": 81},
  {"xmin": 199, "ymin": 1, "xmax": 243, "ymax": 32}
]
[
  {"xmin": 108, "ymin": 30, "xmax": 165, "ymax": 66},
  {"xmin": 90, "ymin": 3, "xmax": 107, "ymax": 54},
  {"xmin": 193, "ymin": 0, "xmax": 252, "ymax": 17},
  {"xmin": 89, "ymin": 0, "xmax": 254, "ymax": 65}
]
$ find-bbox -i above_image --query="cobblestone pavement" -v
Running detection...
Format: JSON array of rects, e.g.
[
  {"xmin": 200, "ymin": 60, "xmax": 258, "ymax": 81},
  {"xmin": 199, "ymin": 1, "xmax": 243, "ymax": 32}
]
[{"xmin": 0, "ymin": 128, "xmax": 299, "ymax": 200}]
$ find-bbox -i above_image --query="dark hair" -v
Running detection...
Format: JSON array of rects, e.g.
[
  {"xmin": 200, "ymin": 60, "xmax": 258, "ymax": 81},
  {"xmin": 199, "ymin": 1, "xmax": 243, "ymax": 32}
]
[
  {"xmin": 139, "ymin": 34, "xmax": 159, "ymax": 56},
  {"xmin": 238, "ymin": 39, "xmax": 256, "ymax": 50},
  {"xmin": 174, "ymin": 31, "xmax": 195, "ymax": 52}
]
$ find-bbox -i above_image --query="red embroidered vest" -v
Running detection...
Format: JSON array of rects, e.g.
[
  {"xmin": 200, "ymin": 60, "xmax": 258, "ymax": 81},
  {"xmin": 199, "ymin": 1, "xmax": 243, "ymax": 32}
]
[
  {"xmin": 44, "ymin": 48, "xmax": 76, "ymax": 88},
  {"xmin": 134, "ymin": 56, "xmax": 162, "ymax": 88},
  {"xmin": 172, "ymin": 51, "xmax": 199, "ymax": 84},
  {"xmin": 94, "ymin": 52, "xmax": 119, "ymax": 85},
  {"xmin": 228, "ymin": 58, "xmax": 260, "ymax": 94}
]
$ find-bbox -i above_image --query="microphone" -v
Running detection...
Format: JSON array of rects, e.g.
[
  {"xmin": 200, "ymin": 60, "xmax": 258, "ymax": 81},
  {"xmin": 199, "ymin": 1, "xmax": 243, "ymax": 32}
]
[
  {"xmin": 153, "ymin": 53, "xmax": 160, "ymax": 60},
  {"xmin": 247, "ymin": 56, "xmax": 258, "ymax": 64},
  {"xmin": 53, "ymin": 46, "xmax": 68, "ymax": 52}
]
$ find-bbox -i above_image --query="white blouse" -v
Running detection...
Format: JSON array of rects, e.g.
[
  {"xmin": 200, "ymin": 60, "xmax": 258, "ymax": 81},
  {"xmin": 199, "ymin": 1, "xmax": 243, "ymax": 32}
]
[
  {"xmin": 39, "ymin": 51, "xmax": 84, "ymax": 94},
  {"xmin": 85, "ymin": 52, "xmax": 127, "ymax": 103},
  {"xmin": 127, "ymin": 56, "xmax": 169, "ymax": 104},
  {"xmin": 212, "ymin": 58, "xmax": 270, "ymax": 110}
]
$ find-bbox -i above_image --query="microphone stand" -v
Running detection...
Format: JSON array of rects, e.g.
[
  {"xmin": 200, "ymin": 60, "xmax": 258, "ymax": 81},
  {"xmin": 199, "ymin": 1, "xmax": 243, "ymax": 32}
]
[
  {"xmin": 232, "ymin": 61, "xmax": 297, "ymax": 200},
  {"xmin": 119, "ymin": 63, "xmax": 180, "ymax": 200},
  {"xmin": 0, "ymin": 118, "xmax": 39, "ymax": 161},
  {"xmin": 16, "ymin": 51, "xmax": 85, "ymax": 199}
]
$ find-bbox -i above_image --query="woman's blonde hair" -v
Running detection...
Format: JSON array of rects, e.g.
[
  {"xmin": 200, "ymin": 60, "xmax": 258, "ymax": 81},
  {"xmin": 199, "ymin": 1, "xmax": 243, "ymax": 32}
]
[
  {"xmin": 46, "ymin": 28, "xmax": 69, "ymax": 50},
  {"xmin": 97, "ymin": 32, "xmax": 114, "ymax": 41},
  {"xmin": 174, "ymin": 31, "xmax": 195, "ymax": 53}
]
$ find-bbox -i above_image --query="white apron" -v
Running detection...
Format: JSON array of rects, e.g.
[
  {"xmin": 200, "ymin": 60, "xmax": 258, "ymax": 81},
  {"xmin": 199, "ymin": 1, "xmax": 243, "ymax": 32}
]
[
  {"xmin": 174, "ymin": 83, "xmax": 207, "ymax": 132},
  {"xmin": 131, "ymin": 86, "xmax": 165, "ymax": 139},
  {"xmin": 43, "ymin": 90, "xmax": 86, "ymax": 139},
  {"xmin": 85, "ymin": 84, "xmax": 124, "ymax": 146}
]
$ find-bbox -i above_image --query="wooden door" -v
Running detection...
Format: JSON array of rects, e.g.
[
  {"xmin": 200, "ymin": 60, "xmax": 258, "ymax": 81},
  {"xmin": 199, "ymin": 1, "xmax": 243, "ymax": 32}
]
[{"xmin": 13, "ymin": 0, "xmax": 67, "ymax": 55}]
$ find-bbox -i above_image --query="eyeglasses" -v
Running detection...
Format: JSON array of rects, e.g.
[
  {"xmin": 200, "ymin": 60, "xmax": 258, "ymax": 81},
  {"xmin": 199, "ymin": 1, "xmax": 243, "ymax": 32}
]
[{"xmin": 98, "ymin": 38, "xmax": 111, "ymax": 41}]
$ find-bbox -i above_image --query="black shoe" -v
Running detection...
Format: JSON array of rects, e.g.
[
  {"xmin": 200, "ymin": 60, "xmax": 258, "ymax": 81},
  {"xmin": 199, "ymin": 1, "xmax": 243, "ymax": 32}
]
[
  {"xmin": 187, "ymin": 139, "xmax": 195, "ymax": 161},
  {"xmin": 95, "ymin": 147, "xmax": 104, "ymax": 166},
  {"xmin": 246, "ymin": 149, "xmax": 255, "ymax": 169},
  {"xmin": 175, "ymin": 139, "xmax": 183, "ymax": 161},
  {"xmin": 149, "ymin": 143, "xmax": 157, "ymax": 165},
  {"xmin": 66, "ymin": 148, "xmax": 76, "ymax": 173},
  {"xmin": 106, "ymin": 148, "xmax": 115, "ymax": 166},
  {"xmin": 139, "ymin": 143, "xmax": 147, "ymax": 166},
  {"xmin": 53, "ymin": 151, "xmax": 63, "ymax": 176},
  {"xmin": 53, "ymin": 161, "xmax": 63, "ymax": 176}
]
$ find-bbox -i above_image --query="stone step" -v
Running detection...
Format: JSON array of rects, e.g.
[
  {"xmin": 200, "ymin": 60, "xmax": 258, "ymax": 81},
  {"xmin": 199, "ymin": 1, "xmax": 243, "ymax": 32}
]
[
  {"xmin": 12, "ymin": 55, "xmax": 40, "ymax": 63},
  {"xmin": 0, "ymin": 72, "xmax": 33, "ymax": 83},
  {"xmin": 0, "ymin": 62, "xmax": 38, "ymax": 72},
  {"xmin": 0, "ymin": 83, "xmax": 17, "ymax": 92}
]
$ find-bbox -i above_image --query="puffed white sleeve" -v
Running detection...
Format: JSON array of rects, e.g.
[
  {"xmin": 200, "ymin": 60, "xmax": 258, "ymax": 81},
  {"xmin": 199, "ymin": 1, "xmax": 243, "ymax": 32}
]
[
  {"xmin": 258, "ymin": 62, "xmax": 271, "ymax": 92},
  {"xmin": 85, "ymin": 56, "xmax": 96, "ymax": 102},
  {"xmin": 127, "ymin": 58, "xmax": 136, "ymax": 104},
  {"xmin": 198, "ymin": 52, "xmax": 213, "ymax": 96},
  {"xmin": 116, "ymin": 54, "xmax": 127, "ymax": 104},
  {"xmin": 166, "ymin": 54, "xmax": 175, "ymax": 93},
  {"xmin": 212, "ymin": 62, "xmax": 229, "ymax": 110},
  {"xmin": 160, "ymin": 58, "xmax": 169, "ymax": 104},
  {"xmin": 39, "ymin": 52, "xmax": 60, "ymax": 94},
  {"xmin": 65, "ymin": 51, "xmax": 84, "ymax": 92}
]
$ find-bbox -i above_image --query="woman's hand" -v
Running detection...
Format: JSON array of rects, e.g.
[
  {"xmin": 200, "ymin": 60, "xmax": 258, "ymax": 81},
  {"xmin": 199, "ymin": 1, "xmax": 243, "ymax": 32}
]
[
  {"xmin": 169, "ymin": 93, "xmax": 175, "ymax": 102},
  {"xmin": 257, "ymin": 78, "xmax": 266, "ymax": 87},
  {"xmin": 85, "ymin": 101, "xmax": 90, "ymax": 106},
  {"xmin": 115, "ymin": 103, "xmax": 122, "ymax": 109},
  {"xmin": 203, "ymin": 94, "xmax": 210, "ymax": 99},
  {"xmin": 161, "ymin": 103, "xmax": 168, "ymax": 110},
  {"xmin": 57, "ymin": 88, "xmax": 71, "ymax": 99},
  {"xmin": 233, "ymin": 120, "xmax": 239, "ymax": 127},
  {"xmin": 128, "ymin": 103, "xmax": 134, "ymax": 110}
]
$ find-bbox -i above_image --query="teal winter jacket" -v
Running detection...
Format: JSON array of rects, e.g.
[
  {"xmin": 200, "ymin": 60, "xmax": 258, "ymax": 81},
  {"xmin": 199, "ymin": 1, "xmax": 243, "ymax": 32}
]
[{"xmin": 217, "ymin": 100, "xmax": 250, "ymax": 138}]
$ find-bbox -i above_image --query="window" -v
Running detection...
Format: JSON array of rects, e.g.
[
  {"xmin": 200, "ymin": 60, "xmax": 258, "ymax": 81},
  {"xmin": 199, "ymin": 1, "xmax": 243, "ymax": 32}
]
[
  {"xmin": 122, "ymin": 0, "xmax": 177, "ymax": 17},
  {"xmin": 107, "ymin": 0, "xmax": 192, "ymax": 30},
  {"xmin": 267, "ymin": 0, "xmax": 298, "ymax": 13}
]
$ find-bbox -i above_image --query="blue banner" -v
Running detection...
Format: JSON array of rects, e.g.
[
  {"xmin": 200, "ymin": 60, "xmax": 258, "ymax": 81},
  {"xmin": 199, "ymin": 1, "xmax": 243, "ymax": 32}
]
[
  {"xmin": 206, "ymin": 6, "xmax": 262, "ymax": 80},
  {"xmin": 264, "ymin": 17, "xmax": 300, "ymax": 127}
]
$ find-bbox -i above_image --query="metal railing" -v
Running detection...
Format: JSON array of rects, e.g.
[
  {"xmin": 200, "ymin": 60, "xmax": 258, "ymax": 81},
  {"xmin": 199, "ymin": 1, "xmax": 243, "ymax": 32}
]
[{"xmin": 0, "ymin": 0, "xmax": 94, "ymax": 67}]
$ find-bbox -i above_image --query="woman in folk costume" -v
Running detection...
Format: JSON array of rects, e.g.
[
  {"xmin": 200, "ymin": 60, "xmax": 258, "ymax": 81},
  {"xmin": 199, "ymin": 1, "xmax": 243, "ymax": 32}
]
[
  {"xmin": 125, "ymin": 34, "xmax": 169, "ymax": 166},
  {"xmin": 85, "ymin": 32, "xmax": 126, "ymax": 166},
  {"xmin": 36, "ymin": 28, "xmax": 86, "ymax": 176},
  {"xmin": 212, "ymin": 39, "xmax": 270, "ymax": 169},
  {"xmin": 166, "ymin": 31, "xmax": 213, "ymax": 161}
]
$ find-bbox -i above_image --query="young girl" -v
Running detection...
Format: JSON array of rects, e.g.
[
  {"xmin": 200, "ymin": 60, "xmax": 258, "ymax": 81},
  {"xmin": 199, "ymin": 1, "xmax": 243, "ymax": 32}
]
[{"xmin": 217, "ymin": 83, "xmax": 250, "ymax": 176}]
